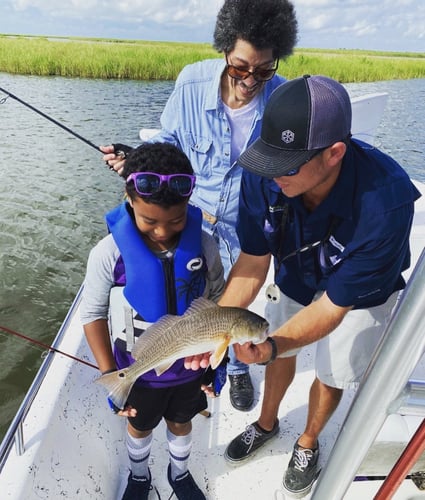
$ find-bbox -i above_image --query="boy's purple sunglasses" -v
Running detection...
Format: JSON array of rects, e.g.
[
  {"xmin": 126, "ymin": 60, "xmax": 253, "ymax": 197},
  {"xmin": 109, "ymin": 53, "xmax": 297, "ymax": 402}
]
[{"xmin": 126, "ymin": 172, "xmax": 196, "ymax": 197}]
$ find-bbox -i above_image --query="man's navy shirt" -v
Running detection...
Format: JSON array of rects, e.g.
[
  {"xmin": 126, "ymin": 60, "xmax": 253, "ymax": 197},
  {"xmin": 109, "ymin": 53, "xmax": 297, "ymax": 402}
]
[{"xmin": 237, "ymin": 140, "xmax": 421, "ymax": 309}]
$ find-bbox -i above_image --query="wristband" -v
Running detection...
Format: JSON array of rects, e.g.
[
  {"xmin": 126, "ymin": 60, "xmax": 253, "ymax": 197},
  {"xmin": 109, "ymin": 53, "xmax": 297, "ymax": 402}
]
[
  {"xmin": 107, "ymin": 397, "xmax": 122, "ymax": 414},
  {"xmin": 257, "ymin": 337, "xmax": 278, "ymax": 366},
  {"xmin": 101, "ymin": 368, "xmax": 117, "ymax": 375}
]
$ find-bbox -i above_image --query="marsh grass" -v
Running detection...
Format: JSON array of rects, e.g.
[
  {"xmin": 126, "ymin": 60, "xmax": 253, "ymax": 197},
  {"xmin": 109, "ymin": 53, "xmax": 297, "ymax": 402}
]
[{"xmin": 0, "ymin": 35, "xmax": 424, "ymax": 83}]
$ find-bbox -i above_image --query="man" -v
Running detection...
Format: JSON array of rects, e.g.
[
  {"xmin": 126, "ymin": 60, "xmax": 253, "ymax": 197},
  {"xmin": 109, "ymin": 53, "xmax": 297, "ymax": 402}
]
[
  {"xmin": 193, "ymin": 75, "xmax": 420, "ymax": 497},
  {"xmin": 102, "ymin": 0, "xmax": 298, "ymax": 411}
]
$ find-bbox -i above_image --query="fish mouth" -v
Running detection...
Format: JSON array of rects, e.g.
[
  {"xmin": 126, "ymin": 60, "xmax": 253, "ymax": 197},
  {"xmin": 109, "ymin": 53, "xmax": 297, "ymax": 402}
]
[{"xmin": 251, "ymin": 326, "xmax": 270, "ymax": 344}]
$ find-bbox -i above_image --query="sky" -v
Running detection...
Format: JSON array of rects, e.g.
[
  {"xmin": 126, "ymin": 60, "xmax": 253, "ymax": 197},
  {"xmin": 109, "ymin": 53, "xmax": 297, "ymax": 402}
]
[{"xmin": 0, "ymin": 0, "xmax": 424, "ymax": 53}]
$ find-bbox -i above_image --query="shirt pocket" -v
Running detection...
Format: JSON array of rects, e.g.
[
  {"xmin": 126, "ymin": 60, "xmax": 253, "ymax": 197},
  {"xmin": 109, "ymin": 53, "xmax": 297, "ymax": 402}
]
[{"xmin": 184, "ymin": 133, "xmax": 213, "ymax": 177}]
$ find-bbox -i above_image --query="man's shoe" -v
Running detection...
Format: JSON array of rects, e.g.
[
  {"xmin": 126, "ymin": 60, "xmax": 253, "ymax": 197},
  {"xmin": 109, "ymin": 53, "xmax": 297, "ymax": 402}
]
[
  {"xmin": 167, "ymin": 464, "xmax": 206, "ymax": 500},
  {"xmin": 224, "ymin": 420, "xmax": 279, "ymax": 464},
  {"xmin": 282, "ymin": 440, "xmax": 320, "ymax": 498},
  {"xmin": 229, "ymin": 373, "xmax": 254, "ymax": 411},
  {"xmin": 122, "ymin": 470, "xmax": 152, "ymax": 500}
]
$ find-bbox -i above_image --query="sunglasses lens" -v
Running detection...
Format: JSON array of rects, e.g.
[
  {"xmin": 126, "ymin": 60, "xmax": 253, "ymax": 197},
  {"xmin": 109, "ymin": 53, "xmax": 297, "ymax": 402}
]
[
  {"xmin": 227, "ymin": 65, "xmax": 249, "ymax": 80},
  {"xmin": 135, "ymin": 174, "xmax": 161, "ymax": 194},
  {"xmin": 284, "ymin": 168, "xmax": 300, "ymax": 177},
  {"xmin": 168, "ymin": 176, "xmax": 192, "ymax": 195},
  {"xmin": 253, "ymin": 68, "xmax": 276, "ymax": 81}
]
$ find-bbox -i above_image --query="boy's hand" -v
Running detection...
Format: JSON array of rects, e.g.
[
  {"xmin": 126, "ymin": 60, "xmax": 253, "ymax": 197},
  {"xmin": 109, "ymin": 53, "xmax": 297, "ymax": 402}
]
[
  {"xmin": 184, "ymin": 353, "xmax": 211, "ymax": 370},
  {"xmin": 107, "ymin": 397, "xmax": 137, "ymax": 417}
]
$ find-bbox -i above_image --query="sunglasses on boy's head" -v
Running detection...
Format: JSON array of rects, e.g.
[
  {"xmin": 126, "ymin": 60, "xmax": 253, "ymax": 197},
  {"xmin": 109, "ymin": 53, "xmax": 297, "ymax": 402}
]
[
  {"xmin": 126, "ymin": 172, "xmax": 196, "ymax": 197},
  {"xmin": 226, "ymin": 55, "xmax": 279, "ymax": 82}
]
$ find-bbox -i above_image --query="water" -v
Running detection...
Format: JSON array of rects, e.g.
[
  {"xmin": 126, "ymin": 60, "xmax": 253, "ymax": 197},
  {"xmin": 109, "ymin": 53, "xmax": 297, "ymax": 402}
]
[{"xmin": 0, "ymin": 73, "xmax": 423, "ymax": 439}]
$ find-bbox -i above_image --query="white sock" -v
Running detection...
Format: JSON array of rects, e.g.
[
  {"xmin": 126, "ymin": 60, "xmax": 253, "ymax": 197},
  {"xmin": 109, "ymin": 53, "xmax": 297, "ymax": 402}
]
[
  {"xmin": 167, "ymin": 428, "xmax": 192, "ymax": 480},
  {"xmin": 126, "ymin": 430, "xmax": 152, "ymax": 479}
]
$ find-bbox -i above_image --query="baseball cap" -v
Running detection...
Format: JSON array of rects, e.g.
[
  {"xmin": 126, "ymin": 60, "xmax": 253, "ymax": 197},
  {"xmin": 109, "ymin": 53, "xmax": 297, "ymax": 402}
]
[{"xmin": 238, "ymin": 75, "xmax": 352, "ymax": 178}]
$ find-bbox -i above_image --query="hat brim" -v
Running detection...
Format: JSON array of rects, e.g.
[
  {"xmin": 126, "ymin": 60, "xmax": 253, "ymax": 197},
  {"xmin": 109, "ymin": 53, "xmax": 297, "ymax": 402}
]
[{"xmin": 238, "ymin": 137, "xmax": 314, "ymax": 179}]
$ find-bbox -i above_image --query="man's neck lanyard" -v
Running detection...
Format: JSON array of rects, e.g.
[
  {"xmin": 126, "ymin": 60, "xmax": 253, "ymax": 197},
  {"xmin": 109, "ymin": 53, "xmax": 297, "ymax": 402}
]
[
  {"xmin": 266, "ymin": 204, "xmax": 340, "ymax": 303},
  {"xmin": 277, "ymin": 204, "xmax": 339, "ymax": 264}
]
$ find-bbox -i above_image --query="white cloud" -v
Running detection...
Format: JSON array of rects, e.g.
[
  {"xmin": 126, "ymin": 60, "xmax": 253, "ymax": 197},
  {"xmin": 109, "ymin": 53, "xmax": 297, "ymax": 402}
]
[
  {"xmin": 293, "ymin": 0, "xmax": 425, "ymax": 51},
  {"xmin": 2, "ymin": 0, "xmax": 424, "ymax": 52}
]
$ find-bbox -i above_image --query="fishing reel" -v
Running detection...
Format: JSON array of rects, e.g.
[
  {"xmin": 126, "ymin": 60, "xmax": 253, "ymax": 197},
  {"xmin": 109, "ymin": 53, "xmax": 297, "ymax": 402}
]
[{"xmin": 112, "ymin": 143, "xmax": 134, "ymax": 159}]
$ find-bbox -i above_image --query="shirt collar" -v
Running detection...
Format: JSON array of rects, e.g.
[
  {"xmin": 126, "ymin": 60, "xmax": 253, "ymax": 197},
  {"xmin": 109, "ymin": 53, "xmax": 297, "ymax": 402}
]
[{"xmin": 205, "ymin": 59, "xmax": 227, "ymax": 111}]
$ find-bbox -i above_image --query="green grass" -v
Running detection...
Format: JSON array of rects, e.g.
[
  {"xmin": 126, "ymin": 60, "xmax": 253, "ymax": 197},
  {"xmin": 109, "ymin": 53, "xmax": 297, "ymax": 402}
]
[{"xmin": 0, "ymin": 34, "xmax": 424, "ymax": 83}]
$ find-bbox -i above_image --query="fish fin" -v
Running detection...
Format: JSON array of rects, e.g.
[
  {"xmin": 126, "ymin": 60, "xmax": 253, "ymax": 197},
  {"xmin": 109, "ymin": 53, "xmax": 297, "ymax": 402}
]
[
  {"xmin": 210, "ymin": 336, "xmax": 231, "ymax": 369},
  {"xmin": 183, "ymin": 297, "xmax": 218, "ymax": 316},
  {"xmin": 131, "ymin": 298, "xmax": 218, "ymax": 359},
  {"xmin": 154, "ymin": 361, "xmax": 175, "ymax": 375},
  {"xmin": 95, "ymin": 367, "xmax": 134, "ymax": 411},
  {"xmin": 131, "ymin": 314, "xmax": 177, "ymax": 358}
]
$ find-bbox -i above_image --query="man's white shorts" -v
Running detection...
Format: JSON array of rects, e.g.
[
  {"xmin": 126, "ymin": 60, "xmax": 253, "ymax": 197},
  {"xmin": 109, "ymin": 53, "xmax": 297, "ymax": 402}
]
[{"xmin": 264, "ymin": 290, "xmax": 399, "ymax": 389}]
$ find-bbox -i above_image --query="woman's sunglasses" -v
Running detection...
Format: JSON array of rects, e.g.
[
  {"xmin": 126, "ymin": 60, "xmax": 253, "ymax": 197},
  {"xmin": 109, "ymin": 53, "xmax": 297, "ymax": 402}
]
[
  {"xmin": 226, "ymin": 55, "xmax": 279, "ymax": 82},
  {"xmin": 126, "ymin": 172, "xmax": 196, "ymax": 197}
]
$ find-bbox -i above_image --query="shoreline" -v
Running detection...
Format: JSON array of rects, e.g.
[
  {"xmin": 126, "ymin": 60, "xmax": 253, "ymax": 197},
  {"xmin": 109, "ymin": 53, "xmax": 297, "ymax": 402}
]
[{"xmin": 0, "ymin": 34, "xmax": 424, "ymax": 83}]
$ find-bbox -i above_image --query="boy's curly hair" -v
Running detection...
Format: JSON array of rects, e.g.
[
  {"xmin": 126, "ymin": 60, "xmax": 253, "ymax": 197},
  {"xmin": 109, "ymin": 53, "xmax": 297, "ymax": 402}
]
[
  {"xmin": 122, "ymin": 142, "xmax": 194, "ymax": 207},
  {"xmin": 213, "ymin": 0, "xmax": 298, "ymax": 59}
]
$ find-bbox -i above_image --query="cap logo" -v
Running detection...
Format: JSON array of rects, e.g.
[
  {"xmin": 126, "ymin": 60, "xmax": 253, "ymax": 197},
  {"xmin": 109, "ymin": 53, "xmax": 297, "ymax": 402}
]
[{"xmin": 281, "ymin": 130, "xmax": 295, "ymax": 144}]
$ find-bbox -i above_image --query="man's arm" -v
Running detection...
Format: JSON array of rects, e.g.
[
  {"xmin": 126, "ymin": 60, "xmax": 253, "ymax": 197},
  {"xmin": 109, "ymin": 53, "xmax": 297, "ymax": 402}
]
[
  {"xmin": 219, "ymin": 251, "xmax": 271, "ymax": 307},
  {"xmin": 234, "ymin": 291, "xmax": 353, "ymax": 364}
]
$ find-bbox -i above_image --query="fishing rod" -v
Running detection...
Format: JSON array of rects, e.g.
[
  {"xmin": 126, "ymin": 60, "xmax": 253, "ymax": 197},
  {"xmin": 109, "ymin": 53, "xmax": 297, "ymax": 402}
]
[
  {"xmin": 0, "ymin": 86, "xmax": 101, "ymax": 153},
  {"xmin": 0, "ymin": 324, "xmax": 98, "ymax": 370}
]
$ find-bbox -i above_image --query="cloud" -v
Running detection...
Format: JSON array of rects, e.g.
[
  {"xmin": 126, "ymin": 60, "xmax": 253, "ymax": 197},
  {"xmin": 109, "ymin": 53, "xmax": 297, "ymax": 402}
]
[
  {"xmin": 2, "ymin": 0, "xmax": 424, "ymax": 51},
  {"xmin": 294, "ymin": 0, "xmax": 425, "ymax": 51}
]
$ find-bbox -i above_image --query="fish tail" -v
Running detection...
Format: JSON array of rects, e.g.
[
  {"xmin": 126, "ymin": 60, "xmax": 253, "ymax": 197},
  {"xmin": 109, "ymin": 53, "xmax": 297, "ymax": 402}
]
[{"xmin": 95, "ymin": 368, "xmax": 135, "ymax": 410}]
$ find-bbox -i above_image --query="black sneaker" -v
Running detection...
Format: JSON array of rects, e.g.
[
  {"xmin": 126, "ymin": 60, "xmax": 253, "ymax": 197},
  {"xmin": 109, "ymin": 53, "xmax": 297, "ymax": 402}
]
[
  {"xmin": 282, "ymin": 440, "xmax": 320, "ymax": 498},
  {"xmin": 229, "ymin": 373, "xmax": 254, "ymax": 411},
  {"xmin": 122, "ymin": 470, "xmax": 152, "ymax": 500},
  {"xmin": 167, "ymin": 464, "xmax": 206, "ymax": 500},
  {"xmin": 224, "ymin": 420, "xmax": 279, "ymax": 464}
]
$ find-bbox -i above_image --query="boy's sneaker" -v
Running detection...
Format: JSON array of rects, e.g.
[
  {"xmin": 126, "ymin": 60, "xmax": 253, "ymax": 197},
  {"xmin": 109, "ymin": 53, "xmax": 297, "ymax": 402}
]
[
  {"xmin": 224, "ymin": 420, "xmax": 279, "ymax": 464},
  {"xmin": 167, "ymin": 464, "xmax": 206, "ymax": 499},
  {"xmin": 122, "ymin": 470, "xmax": 152, "ymax": 500},
  {"xmin": 282, "ymin": 440, "xmax": 320, "ymax": 498}
]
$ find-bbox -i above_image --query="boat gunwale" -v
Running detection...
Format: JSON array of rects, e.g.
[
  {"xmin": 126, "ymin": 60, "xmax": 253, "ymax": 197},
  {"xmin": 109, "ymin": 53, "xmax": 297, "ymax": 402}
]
[{"xmin": 0, "ymin": 285, "xmax": 84, "ymax": 473}]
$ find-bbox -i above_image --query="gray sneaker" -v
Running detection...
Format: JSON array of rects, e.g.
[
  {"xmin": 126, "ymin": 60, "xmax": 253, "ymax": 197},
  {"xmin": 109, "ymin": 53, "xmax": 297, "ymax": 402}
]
[
  {"xmin": 282, "ymin": 440, "xmax": 320, "ymax": 498},
  {"xmin": 224, "ymin": 420, "xmax": 279, "ymax": 464}
]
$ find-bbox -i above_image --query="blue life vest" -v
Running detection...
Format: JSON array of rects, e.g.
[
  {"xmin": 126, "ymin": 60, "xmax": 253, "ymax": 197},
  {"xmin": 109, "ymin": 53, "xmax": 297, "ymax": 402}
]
[{"xmin": 105, "ymin": 202, "xmax": 206, "ymax": 321}]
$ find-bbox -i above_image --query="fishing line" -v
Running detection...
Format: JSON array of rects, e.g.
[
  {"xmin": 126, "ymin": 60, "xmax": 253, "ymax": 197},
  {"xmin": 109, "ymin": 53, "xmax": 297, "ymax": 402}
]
[
  {"xmin": 0, "ymin": 86, "xmax": 101, "ymax": 153},
  {"xmin": 0, "ymin": 324, "xmax": 98, "ymax": 370}
]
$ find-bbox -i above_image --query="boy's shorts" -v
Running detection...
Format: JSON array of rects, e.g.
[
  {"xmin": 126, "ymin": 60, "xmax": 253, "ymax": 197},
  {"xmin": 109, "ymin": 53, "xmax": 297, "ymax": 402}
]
[
  {"xmin": 127, "ymin": 377, "xmax": 207, "ymax": 431},
  {"xmin": 265, "ymin": 290, "xmax": 399, "ymax": 390}
]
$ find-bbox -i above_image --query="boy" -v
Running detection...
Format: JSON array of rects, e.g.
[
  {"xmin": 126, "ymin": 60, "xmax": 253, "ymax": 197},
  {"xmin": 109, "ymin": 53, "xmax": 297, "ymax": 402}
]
[{"xmin": 80, "ymin": 143, "xmax": 224, "ymax": 499}]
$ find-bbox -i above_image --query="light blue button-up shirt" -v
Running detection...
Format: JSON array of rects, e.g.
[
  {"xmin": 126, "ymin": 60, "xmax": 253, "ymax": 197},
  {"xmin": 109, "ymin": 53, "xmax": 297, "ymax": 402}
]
[{"xmin": 150, "ymin": 58, "xmax": 285, "ymax": 275}]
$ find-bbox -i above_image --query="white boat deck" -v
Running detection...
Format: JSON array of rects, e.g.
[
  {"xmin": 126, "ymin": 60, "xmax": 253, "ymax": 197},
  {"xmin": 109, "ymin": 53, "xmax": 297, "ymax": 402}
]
[
  {"xmin": 1, "ymin": 92, "xmax": 425, "ymax": 499},
  {"xmin": 0, "ymin": 179, "xmax": 424, "ymax": 499}
]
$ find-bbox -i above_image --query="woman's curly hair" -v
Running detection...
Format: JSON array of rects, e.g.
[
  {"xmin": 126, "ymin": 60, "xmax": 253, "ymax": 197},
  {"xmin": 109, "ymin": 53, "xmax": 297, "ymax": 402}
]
[{"xmin": 213, "ymin": 0, "xmax": 298, "ymax": 59}]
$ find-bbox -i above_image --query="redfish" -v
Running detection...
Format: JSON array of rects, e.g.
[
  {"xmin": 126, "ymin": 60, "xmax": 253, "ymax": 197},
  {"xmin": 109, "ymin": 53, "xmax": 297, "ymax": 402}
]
[{"xmin": 96, "ymin": 297, "xmax": 269, "ymax": 409}]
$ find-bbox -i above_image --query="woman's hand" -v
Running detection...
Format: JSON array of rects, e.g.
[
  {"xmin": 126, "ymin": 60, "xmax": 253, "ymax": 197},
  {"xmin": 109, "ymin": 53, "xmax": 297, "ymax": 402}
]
[{"xmin": 100, "ymin": 144, "xmax": 128, "ymax": 175}]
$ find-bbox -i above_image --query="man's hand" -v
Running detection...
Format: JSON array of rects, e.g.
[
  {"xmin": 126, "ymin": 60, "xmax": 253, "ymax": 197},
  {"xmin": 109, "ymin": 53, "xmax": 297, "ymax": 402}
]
[{"xmin": 233, "ymin": 340, "xmax": 274, "ymax": 365}]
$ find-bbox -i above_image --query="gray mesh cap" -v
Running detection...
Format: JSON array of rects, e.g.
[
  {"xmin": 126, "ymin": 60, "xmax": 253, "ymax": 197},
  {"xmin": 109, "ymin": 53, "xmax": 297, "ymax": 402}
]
[{"xmin": 238, "ymin": 75, "xmax": 352, "ymax": 178}]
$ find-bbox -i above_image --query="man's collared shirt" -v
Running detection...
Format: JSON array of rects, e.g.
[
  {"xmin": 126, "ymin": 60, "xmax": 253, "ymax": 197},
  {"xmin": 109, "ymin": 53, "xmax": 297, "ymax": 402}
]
[{"xmin": 237, "ymin": 140, "xmax": 421, "ymax": 308}]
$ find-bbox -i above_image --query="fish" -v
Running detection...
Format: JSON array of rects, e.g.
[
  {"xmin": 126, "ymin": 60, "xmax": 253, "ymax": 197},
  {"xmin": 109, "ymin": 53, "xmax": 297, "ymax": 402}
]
[{"xmin": 96, "ymin": 296, "xmax": 269, "ymax": 410}]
